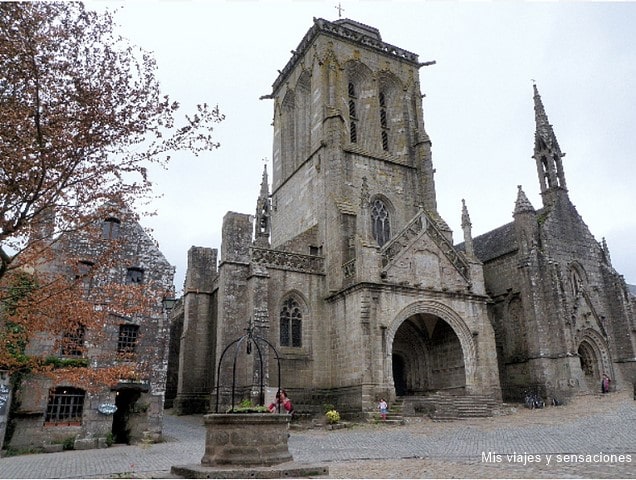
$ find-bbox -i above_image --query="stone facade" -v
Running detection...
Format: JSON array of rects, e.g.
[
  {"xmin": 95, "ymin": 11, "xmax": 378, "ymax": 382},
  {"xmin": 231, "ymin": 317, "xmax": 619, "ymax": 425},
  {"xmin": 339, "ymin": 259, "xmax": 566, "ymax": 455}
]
[
  {"xmin": 169, "ymin": 18, "xmax": 502, "ymax": 417},
  {"xmin": 469, "ymin": 86, "xmax": 636, "ymax": 401},
  {"xmin": 7, "ymin": 206, "xmax": 174, "ymax": 450},
  {"xmin": 168, "ymin": 17, "xmax": 635, "ymax": 417}
]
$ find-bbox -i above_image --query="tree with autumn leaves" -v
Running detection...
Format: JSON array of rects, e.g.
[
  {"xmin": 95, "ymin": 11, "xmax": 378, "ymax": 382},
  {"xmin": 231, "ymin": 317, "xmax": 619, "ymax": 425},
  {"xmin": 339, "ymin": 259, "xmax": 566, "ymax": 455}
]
[{"xmin": 0, "ymin": 2, "xmax": 222, "ymax": 391}]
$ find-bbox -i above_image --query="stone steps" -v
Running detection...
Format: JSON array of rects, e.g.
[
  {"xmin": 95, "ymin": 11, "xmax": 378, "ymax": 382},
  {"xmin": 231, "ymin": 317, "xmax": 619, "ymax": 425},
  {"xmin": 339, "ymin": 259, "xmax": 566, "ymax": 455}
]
[
  {"xmin": 365, "ymin": 398, "xmax": 405, "ymax": 425},
  {"xmin": 401, "ymin": 392, "xmax": 498, "ymax": 421}
]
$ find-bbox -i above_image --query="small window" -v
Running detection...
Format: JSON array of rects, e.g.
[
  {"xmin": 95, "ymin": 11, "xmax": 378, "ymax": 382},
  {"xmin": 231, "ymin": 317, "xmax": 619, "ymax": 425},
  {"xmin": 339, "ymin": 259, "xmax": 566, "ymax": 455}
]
[
  {"xmin": 280, "ymin": 297, "xmax": 302, "ymax": 348},
  {"xmin": 348, "ymin": 82, "xmax": 358, "ymax": 144},
  {"xmin": 45, "ymin": 386, "xmax": 85, "ymax": 424},
  {"xmin": 75, "ymin": 261, "xmax": 94, "ymax": 293},
  {"xmin": 102, "ymin": 217, "xmax": 121, "ymax": 240},
  {"xmin": 379, "ymin": 91, "xmax": 389, "ymax": 151},
  {"xmin": 118, "ymin": 324, "xmax": 139, "ymax": 354},
  {"xmin": 61, "ymin": 324, "xmax": 85, "ymax": 357},
  {"xmin": 309, "ymin": 246, "xmax": 322, "ymax": 256},
  {"xmin": 348, "ymin": 99, "xmax": 357, "ymax": 119},
  {"xmin": 75, "ymin": 261, "xmax": 94, "ymax": 278},
  {"xmin": 125, "ymin": 267, "xmax": 144, "ymax": 284}
]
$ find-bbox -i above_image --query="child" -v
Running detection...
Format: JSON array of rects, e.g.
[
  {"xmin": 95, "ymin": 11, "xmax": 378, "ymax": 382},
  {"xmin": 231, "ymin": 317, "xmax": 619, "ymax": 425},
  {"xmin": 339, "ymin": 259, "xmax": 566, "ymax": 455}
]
[{"xmin": 378, "ymin": 398, "xmax": 388, "ymax": 421}]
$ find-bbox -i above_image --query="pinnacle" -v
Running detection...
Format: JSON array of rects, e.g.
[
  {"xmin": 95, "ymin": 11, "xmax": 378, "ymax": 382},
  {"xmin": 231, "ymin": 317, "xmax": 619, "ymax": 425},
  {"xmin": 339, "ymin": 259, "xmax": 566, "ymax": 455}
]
[{"xmin": 514, "ymin": 185, "xmax": 535, "ymax": 214}]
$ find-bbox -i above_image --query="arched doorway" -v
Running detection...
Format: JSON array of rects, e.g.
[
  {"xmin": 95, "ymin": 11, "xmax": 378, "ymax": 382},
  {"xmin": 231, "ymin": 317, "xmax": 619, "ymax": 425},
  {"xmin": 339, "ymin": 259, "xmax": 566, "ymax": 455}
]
[
  {"xmin": 577, "ymin": 329, "xmax": 613, "ymax": 394},
  {"xmin": 391, "ymin": 313, "xmax": 466, "ymax": 396},
  {"xmin": 392, "ymin": 353, "xmax": 408, "ymax": 396},
  {"xmin": 578, "ymin": 339, "xmax": 602, "ymax": 392}
]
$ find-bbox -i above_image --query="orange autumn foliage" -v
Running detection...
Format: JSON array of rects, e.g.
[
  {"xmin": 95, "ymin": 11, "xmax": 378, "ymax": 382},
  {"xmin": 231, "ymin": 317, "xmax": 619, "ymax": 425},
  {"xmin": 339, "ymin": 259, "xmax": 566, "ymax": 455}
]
[{"xmin": 1, "ymin": 2, "xmax": 215, "ymax": 390}]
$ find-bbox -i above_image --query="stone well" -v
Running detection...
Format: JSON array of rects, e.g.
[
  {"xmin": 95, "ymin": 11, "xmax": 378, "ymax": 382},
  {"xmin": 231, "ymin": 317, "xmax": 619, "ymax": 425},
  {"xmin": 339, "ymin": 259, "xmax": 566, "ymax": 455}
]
[{"xmin": 201, "ymin": 413, "xmax": 292, "ymax": 467}]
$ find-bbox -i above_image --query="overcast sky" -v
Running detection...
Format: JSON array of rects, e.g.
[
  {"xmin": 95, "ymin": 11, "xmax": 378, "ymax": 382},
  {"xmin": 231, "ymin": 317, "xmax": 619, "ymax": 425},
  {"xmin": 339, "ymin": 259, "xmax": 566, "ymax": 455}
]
[{"xmin": 91, "ymin": 0, "xmax": 636, "ymax": 292}]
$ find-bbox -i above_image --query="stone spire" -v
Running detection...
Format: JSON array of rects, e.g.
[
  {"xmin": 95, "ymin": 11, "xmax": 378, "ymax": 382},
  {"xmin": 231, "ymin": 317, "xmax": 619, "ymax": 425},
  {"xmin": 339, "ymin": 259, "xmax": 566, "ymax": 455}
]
[
  {"xmin": 461, "ymin": 199, "xmax": 474, "ymax": 258},
  {"xmin": 533, "ymin": 83, "xmax": 568, "ymax": 201},
  {"xmin": 513, "ymin": 185, "xmax": 535, "ymax": 215},
  {"xmin": 254, "ymin": 164, "xmax": 271, "ymax": 247}
]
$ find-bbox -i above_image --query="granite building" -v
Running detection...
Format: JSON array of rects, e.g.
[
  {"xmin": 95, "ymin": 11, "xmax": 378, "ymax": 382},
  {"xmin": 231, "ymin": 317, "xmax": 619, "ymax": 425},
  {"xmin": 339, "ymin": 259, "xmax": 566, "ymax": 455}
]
[
  {"xmin": 170, "ymin": 18, "xmax": 502, "ymax": 416},
  {"xmin": 168, "ymin": 17, "xmax": 635, "ymax": 417},
  {"xmin": 469, "ymin": 85, "xmax": 636, "ymax": 401},
  {"xmin": 6, "ymin": 206, "xmax": 174, "ymax": 450}
]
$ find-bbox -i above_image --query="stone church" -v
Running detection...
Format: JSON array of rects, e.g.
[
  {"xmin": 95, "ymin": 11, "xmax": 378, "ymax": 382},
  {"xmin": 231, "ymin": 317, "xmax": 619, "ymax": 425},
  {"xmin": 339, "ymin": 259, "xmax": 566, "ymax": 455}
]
[{"xmin": 167, "ymin": 17, "xmax": 635, "ymax": 416}]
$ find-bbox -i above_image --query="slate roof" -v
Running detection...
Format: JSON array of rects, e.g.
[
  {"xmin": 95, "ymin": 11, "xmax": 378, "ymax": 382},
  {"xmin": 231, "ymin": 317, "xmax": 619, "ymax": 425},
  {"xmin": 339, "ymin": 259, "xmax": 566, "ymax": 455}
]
[{"xmin": 456, "ymin": 222, "xmax": 518, "ymax": 263}]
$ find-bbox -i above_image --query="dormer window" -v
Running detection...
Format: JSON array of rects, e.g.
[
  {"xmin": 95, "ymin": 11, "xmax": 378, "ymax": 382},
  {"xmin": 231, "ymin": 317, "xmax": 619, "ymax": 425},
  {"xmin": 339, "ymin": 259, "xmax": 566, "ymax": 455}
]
[{"xmin": 102, "ymin": 217, "xmax": 121, "ymax": 240}]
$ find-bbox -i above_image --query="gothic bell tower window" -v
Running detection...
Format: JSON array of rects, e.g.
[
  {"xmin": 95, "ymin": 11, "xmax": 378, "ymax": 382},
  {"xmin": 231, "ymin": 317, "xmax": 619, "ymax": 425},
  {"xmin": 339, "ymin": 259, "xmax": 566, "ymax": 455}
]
[
  {"xmin": 348, "ymin": 82, "xmax": 358, "ymax": 143},
  {"xmin": 371, "ymin": 199, "xmax": 391, "ymax": 247},
  {"xmin": 379, "ymin": 91, "xmax": 389, "ymax": 151}
]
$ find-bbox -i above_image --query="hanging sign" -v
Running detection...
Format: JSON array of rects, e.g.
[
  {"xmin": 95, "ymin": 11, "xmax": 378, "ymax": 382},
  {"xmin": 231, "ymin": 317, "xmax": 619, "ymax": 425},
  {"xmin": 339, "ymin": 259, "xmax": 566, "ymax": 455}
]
[{"xmin": 98, "ymin": 403, "xmax": 117, "ymax": 415}]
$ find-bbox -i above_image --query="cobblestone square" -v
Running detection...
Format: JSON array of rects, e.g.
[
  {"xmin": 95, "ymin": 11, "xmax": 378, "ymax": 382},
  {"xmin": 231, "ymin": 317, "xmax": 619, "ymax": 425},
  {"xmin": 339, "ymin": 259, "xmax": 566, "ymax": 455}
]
[{"xmin": 0, "ymin": 391, "xmax": 634, "ymax": 478}]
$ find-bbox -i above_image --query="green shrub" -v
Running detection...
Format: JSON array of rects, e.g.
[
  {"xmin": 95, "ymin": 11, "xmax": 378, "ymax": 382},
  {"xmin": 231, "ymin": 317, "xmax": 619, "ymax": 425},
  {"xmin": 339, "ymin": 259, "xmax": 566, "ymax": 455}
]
[
  {"xmin": 322, "ymin": 403, "xmax": 335, "ymax": 414},
  {"xmin": 62, "ymin": 436, "xmax": 75, "ymax": 450}
]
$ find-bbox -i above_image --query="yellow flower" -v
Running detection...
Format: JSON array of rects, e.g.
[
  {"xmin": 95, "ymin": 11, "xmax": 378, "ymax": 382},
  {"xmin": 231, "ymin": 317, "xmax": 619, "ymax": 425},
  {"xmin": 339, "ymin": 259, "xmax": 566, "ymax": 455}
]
[{"xmin": 325, "ymin": 409, "xmax": 340, "ymax": 424}]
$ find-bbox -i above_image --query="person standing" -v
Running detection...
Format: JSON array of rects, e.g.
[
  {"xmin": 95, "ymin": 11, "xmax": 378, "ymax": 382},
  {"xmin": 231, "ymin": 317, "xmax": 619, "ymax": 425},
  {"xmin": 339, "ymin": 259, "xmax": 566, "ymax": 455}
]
[
  {"xmin": 378, "ymin": 398, "xmax": 388, "ymax": 421},
  {"xmin": 601, "ymin": 373, "xmax": 611, "ymax": 394}
]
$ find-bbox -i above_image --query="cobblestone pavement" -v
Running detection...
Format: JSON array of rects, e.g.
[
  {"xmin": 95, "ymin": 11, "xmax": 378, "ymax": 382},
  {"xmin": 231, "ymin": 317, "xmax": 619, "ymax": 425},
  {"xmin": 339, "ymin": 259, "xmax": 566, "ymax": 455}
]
[{"xmin": 0, "ymin": 392, "xmax": 634, "ymax": 478}]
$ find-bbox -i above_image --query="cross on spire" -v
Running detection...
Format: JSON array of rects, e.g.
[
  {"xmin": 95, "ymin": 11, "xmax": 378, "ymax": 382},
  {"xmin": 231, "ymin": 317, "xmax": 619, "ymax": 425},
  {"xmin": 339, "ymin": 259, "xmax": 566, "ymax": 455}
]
[{"xmin": 335, "ymin": 2, "xmax": 345, "ymax": 18}]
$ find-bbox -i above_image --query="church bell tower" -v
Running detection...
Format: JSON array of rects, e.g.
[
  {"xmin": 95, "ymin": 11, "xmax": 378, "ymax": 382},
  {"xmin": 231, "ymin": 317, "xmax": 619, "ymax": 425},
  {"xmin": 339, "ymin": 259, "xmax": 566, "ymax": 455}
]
[{"xmin": 266, "ymin": 17, "xmax": 441, "ymax": 291}]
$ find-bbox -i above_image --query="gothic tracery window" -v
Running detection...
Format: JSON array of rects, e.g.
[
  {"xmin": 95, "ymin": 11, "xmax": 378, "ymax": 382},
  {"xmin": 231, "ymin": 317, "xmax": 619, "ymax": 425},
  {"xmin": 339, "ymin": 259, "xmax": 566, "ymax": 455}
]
[
  {"xmin": 280, "ymin": 297, "xmax": 302, "ymax": 348},
  {"xmin": 371, "ymin": 199, "xmax": 391, "ymax": 247},
  {"xmin": 570, "ymin": 267, "xmax": 584, "ymax": 297}
]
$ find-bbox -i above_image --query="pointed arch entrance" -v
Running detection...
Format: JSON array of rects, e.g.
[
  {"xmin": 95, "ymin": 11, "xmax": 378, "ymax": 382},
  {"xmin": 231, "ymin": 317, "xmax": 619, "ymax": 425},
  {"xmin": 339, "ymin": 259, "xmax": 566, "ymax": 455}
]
[
  {"xmin": 577, "ymin": 329, "xmax": 613, "ymax": 393},
  {"xmin": 388, "ymin": 301, "xmax": 476, "ymax": 396}
]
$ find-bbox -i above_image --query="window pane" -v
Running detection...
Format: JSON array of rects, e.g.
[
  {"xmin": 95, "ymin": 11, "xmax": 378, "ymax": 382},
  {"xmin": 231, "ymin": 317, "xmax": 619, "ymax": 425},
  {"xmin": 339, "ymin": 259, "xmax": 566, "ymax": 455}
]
[
  {"xmin": 102, "ymin": 218, "xmax": 121, "ymax": 240},
  {"xmin": 125, "ymin": 268, "xmax": 144, "ymax": 284},
  {"xmin": 280, "ymin": 317, "xmax": 290, "ymax": 346},
  {"xmin": 291, "ymin": 318, "xmax": 302, "ymax": 347},
  {"xmin": 371, "ymin": 199, "xmax": 391, "ymax": 246},
  {"xmin": 61, "ymin": 325, "xmax": 85, "ymax": 357},
  {"xmin": 118, "ymin": 324, "xmax": 139, "ymax": 354},
  {"xmin": 280, "ymin": 298, "xmax": 302, "ymax": 348},
  {"xmin": 45, "ymin": 387, "xmax": 85, "ymax": 423}
]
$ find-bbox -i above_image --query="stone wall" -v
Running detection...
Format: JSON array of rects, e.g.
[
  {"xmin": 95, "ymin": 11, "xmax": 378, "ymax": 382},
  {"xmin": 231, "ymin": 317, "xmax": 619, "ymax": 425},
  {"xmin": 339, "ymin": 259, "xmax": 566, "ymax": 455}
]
[{"xmin": 8, "ymin": 208, "xmax": 174, "ymax": 450}]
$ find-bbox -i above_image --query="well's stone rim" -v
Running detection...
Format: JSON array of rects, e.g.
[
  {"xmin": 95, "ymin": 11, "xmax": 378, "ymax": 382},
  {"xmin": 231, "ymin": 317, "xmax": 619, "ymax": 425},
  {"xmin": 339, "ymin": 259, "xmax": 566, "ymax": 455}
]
[{"xmin": 204, "ymin": 413, "xmax": 291, "ymax": 425}]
